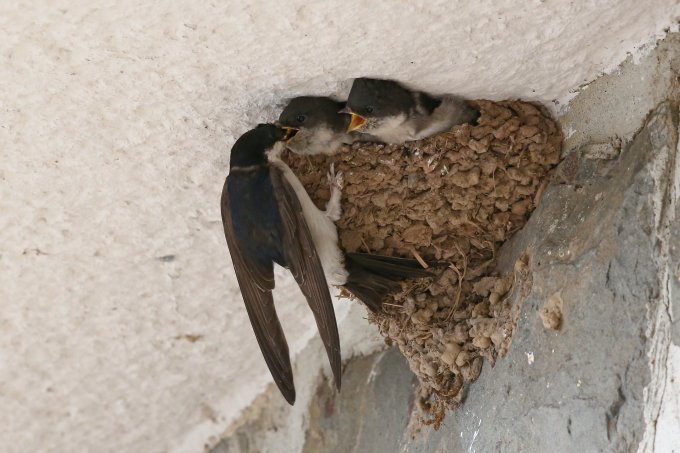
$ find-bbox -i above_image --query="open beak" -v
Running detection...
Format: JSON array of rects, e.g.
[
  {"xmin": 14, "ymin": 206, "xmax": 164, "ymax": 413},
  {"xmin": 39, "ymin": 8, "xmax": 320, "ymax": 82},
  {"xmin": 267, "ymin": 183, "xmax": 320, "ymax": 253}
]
[
  {"xmin": 347, "ymin": 113, "xmax": 366, "ymax": 132},
  {"xmin": 282, "ymin": 127, "xmax": 299, "ymax": 142}
]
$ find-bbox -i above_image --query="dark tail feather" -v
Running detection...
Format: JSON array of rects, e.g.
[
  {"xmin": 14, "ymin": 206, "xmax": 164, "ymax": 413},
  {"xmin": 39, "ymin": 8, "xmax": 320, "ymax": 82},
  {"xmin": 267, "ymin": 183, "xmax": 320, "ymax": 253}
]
[{"xmin": 343, "ymin": 252, "xmax": 433, "ymax": 312}]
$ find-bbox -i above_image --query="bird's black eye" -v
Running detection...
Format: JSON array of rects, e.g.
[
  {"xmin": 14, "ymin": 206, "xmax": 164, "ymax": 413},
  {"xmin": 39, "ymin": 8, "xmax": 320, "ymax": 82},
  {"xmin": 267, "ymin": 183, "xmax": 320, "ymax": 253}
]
[
  {"xmin": 365, "ymin": 106, "xmax": 374, "ymax": 114},
  {"xmin": 296, "ymin": 114, "xmax": 306, "ymax": 124}
]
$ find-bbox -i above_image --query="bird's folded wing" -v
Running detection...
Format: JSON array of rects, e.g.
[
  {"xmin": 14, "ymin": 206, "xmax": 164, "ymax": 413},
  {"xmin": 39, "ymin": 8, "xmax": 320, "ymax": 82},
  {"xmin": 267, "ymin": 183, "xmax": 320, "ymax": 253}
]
[
  {"xmin": 270, "ymin": 167, "xmax": 342, "ymax": 390},
  {"xmin": 220, "ymin": 178, "xmax": 295, "ymax": 404}
]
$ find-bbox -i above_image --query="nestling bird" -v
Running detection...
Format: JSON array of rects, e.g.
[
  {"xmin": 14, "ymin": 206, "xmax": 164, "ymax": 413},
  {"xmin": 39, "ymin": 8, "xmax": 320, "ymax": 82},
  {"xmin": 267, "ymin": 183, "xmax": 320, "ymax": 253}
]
[
  {"xmin": 343, "ymin": 77, "xmax": 480, "ymax": 144},
  {"xmin": 277, "ymin": 96, "xmax": 375, "ymax": 155},
  {"xmin": 221, "ymin": 123, "xmax": 430, "ymax": 403}
]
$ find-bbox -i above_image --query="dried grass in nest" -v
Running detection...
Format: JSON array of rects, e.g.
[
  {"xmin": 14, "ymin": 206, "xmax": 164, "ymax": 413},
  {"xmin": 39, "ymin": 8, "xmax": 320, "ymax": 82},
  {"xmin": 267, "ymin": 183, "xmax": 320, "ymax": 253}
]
[{"xmin": 282, "ymin": 100, "xmax": 562, "ymax": 425}]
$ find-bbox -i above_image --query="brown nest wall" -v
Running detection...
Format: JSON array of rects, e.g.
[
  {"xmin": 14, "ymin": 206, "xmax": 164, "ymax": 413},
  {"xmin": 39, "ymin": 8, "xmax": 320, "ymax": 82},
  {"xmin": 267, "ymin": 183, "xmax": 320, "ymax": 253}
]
[{"xmin": 283, "ymin": 100, "xmax": 563, "ymax": 423}]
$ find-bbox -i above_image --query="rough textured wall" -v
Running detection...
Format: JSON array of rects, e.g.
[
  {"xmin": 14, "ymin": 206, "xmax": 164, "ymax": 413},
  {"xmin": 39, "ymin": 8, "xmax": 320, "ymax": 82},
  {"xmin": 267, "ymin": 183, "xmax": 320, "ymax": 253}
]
[
  {"xmin": 1, "ymin": 2, "xmax": 679, "ymax": 452},
  {"xmin": 213, "ymin": 33, "xmax": 680, "ymax": 453}
]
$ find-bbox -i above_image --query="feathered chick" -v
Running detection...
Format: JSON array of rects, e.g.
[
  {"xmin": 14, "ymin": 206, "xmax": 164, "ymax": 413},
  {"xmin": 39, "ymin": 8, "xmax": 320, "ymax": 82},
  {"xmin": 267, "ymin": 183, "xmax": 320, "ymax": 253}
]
[
  {"xmin": 343, "ymin": 77, "xmax": 479, "ymax": 144},
  {"xmin": 278, "ymin": 96, "xmax": 375, "ymax": 155}
]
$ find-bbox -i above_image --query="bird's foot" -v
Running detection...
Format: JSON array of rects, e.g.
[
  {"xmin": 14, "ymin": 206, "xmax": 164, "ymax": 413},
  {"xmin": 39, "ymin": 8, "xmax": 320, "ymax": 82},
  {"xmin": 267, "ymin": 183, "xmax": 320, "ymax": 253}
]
[{"xmin": 326, "ymin": 163, "xmax": 343, "ymax": 222}]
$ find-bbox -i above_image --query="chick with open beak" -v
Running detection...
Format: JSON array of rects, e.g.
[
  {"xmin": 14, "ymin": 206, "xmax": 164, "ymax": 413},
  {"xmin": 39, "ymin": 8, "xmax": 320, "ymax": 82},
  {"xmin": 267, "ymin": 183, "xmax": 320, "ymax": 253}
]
[
  {"xmin": 338, "ymin": 105, "xmax": 367, "ymax": 132},
  {"xmin": 281, "ymin": 125, "xmax": 298, "ymax": 142},
  {"xmin": 278, "ymin": 96, "xmax": 374, "ymax": 155},
  {"xmin": 344, "ymin": 77, "xmax": 480, "ymax": 144}
]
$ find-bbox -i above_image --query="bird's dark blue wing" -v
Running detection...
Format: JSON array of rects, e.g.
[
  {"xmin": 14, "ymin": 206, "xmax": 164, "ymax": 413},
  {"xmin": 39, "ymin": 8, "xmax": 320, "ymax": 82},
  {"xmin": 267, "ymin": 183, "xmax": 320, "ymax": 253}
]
[
  {"xmin": 270, "ymin": 166, "xmax": 342, "ymax": 391},
  {"xmin": 228, "ymin": 169, "xmax": 287, "ymax": 268},
  {"xmin": 221, "ymin": 175, "xmax": 295, "ymax": 404}
]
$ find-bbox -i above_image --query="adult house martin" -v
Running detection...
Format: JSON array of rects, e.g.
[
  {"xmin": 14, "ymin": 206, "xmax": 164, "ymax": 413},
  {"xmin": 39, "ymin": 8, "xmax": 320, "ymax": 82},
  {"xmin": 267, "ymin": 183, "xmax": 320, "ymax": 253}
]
[
  {"xmin": 221, "ymin": 124, "xmax": 341, "ymax": 404},
  {"xmin": 221, "ymin": 123, "xmax": 431, "ymax": 403}
]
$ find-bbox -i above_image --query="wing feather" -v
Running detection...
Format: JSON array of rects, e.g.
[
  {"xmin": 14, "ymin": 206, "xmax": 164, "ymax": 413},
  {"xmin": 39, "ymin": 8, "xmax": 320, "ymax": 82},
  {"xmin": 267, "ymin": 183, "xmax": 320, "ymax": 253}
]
[
  {"xmin": 270, "ymin": 167, "xmax": 342, "ymax": 390},
  {"xmin": 221, "ymin": 177, "xmax": 295, "ymax": 404}
]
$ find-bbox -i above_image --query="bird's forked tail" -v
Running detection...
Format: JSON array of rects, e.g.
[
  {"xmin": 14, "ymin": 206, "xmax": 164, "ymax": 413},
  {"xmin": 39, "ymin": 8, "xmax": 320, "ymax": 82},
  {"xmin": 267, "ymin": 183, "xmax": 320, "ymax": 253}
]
[{"xmin": 343, "ymin": 252, "xmax": 434, "ymax": 312}]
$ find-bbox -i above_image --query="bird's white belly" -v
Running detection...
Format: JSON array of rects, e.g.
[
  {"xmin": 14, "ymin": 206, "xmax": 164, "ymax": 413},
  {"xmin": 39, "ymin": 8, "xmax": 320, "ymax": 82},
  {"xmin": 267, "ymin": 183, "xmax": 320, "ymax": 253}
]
[
  {"xmin": 367, "ymin": 114, "xmax": 414, "ymax": 144},
  {"xmin": 271, "ymin": 159, "xmax": 348, "ymax": 286}
]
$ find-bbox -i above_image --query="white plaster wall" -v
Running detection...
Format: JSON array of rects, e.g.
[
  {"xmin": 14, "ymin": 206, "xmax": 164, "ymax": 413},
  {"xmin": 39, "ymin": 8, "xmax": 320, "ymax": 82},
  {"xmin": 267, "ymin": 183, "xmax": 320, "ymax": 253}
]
[{"xmin": 0, "ymin": 1, "xmax": 678, "ymax": 452}]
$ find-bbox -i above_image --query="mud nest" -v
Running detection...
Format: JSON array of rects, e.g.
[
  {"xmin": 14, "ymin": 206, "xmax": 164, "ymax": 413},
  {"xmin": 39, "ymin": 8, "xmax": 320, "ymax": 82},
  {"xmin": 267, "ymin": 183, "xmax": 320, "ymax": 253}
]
[{"xmin": 283, "ymin": 100, "xmax": 563, "ymax": 425}]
